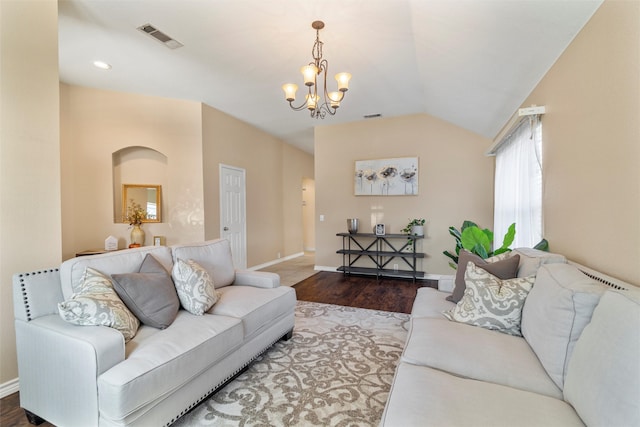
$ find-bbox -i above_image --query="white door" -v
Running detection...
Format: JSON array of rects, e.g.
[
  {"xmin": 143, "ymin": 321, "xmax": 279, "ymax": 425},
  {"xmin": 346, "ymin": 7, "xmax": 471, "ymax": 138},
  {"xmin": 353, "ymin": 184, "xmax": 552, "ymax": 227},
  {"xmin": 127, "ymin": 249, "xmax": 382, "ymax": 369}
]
[{"xmin": 219, "ymin": 164, "xmax": 247, "ymax": 269}]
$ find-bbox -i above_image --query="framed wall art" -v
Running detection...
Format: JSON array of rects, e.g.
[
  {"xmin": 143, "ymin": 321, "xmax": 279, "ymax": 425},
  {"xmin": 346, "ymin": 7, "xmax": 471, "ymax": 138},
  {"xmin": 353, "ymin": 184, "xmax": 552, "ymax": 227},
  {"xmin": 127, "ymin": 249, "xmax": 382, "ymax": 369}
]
[{"xmin": 354, "ymin": 157, "xmax": 418, "ymax": 196}]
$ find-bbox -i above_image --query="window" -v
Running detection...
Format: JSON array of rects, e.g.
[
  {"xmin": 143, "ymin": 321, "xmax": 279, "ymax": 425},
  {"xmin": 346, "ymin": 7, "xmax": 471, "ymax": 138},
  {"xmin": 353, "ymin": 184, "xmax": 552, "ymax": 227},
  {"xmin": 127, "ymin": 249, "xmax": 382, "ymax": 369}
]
[{"xmin": 493, "ymin": 116, "xmax": 543, "ymax": 248}]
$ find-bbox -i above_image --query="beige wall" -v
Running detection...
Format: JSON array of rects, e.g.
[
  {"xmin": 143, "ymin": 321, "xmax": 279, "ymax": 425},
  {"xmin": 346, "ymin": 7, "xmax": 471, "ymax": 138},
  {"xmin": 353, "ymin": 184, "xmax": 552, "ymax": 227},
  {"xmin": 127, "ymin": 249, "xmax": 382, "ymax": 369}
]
[
  {"xmin": 201, "ymin": 105, "xmax": 314, "ymax": 267},
  {"xmin": 60, "ymin": 85, "xmax": 205, "ymax": 259},
  {"xmin": 314, "ymin": 114, "xmax": 494, "ymax": 274},
  {"xmin": 520, "ymin": 0, "xmax": 639, "ymax": 285},
  {"xmin": 0, "ymin": 0, "xmax": 61, "ymax": 386}
]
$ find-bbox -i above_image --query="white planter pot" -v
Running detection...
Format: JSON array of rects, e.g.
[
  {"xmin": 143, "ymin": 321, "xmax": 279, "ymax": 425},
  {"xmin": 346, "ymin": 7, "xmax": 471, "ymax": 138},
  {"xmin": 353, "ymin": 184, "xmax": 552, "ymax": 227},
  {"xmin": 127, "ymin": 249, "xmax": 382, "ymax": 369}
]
[{"xmin": 411, "ymin": 225, "xmax": 424, "ymax": 237}]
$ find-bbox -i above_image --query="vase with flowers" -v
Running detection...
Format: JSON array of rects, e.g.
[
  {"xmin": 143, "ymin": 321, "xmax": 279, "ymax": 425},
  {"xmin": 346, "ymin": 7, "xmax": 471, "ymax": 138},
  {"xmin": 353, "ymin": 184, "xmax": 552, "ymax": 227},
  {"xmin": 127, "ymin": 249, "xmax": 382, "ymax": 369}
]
[{"xmin": 124, "ymin": 199, "xmax": 147, "ymax": 247}]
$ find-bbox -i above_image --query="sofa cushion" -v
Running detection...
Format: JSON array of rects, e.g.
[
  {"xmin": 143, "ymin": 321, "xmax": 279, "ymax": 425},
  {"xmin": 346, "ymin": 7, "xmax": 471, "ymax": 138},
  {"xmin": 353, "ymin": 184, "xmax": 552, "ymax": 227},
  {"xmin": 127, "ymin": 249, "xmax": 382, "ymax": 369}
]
[
  {"xmin": 58, "ymin": 267, "xmax": 140, "ymax": 342},
  {"xmin": 381, "ymin": 362, "xmax": 583, "ymax": 427},
  {"xmin": 402, "ymin": 317, "xmax": 562, "ymax": 398},
  {"xmin": 564, "ymin": 289, "xmax": 640, "ymax": 427},
  {"xmin": 98, "ymin": 311, "xmax": 243, "ymax": 421},
  {"xmin": 512, "ymin": 247, "xmax": 566, "ymax": 277},
  {"xmin": 411, "ymin": 287, "xmax": 456, "ymax": 318},
  {"xmin": 521, "ymin": 263, "xmax": 607, "ymax": 389},
  {"xmin": 444, "ymin": 262, "xmax": 535, "ymax": 336},
  {"xmin": 60, "ymin": 246, "xmax": 174, "ymax": 300},
  {"xmin": 171, "ymin": 239, "xmax": 236, "ymax": 289},
  {"xmin": 447, "ymin": 250, "xmax": 520, "ymax": 303},
  {"xmin": 111, "ymin": 254, "xmax": 180, "ymax": 329},
  {"xmin": 211, "ymin": 285, "xmax": 296, "ymax": 339},
  {"xmin": 172, "ymin": 258, "xmax": 220, "ymax": 315}
]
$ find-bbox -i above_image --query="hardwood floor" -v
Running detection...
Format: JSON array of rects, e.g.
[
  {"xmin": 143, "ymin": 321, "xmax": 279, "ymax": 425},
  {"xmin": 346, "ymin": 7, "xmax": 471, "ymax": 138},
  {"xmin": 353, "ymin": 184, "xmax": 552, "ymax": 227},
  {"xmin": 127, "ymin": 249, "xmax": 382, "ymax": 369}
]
[
  {"xmin": 294, "ymin": 271, "xmax": 436, "ymax": 314},
  {"xmin": 1, "ymin": 270, "xmax": 433, "ymax": 426}
]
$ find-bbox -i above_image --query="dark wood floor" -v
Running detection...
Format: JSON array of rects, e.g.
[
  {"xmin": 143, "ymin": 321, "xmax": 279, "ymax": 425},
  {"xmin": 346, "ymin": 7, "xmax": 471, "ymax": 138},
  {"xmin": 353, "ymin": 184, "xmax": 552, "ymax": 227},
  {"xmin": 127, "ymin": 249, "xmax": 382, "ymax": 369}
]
[
  {"xmin": 294, "ymin": 271, "xmax": 435, "ymax": 313},
  {"xmin": 1, "ymin": 271, "xmax": 432, "ymax": 427}
]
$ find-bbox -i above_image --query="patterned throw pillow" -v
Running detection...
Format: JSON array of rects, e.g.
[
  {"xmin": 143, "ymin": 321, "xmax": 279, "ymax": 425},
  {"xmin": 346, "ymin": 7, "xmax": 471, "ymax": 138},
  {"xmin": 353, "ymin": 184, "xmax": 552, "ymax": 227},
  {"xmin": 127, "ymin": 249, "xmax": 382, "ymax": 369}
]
[
  {"xmin": 171, "ymin": 258, "xmax": 220, "ymax": 315},
  {"xmin": 446, "ymin": 250, "xmax": 520, "ymax": 303},
  {"xmin": 58, "ymin": 267, "xmax": 140, "ymax": 341},
  {"xmin": 443, "ymin": 262, "xmax": 535, "ymax": 336}
]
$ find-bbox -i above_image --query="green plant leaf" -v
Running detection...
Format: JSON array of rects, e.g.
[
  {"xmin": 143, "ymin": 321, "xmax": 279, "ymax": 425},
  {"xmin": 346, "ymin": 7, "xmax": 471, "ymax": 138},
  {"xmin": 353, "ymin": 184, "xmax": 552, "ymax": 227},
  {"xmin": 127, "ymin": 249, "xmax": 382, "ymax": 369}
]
[
  {"xmin": 496, "ymin": 223, "xmax": 516, "ymax": 251},
  {"xmin": 448, "ymin": 262, "xmax": 458, "ymax": 270},
  {"xmin": 448, "ymin": 226, "xmax": 461, "ymax": 242},
  {"xmin": 461, "ymin": 220, "xmax": 478, "ymax": 232},
  {"xmin": 471, "ymin": 243, "xmax": 489, "ymax": 259},
  {"xmin": 443, "ymin": 250, "xmax": 459, "ymax": 265},
  {"xmin": 493, "ymin": 247, "xmax": 512, "ymax": 256},
  {"xmin": 461, "ymin": 226, "xmax": 492, "ymax": 255}
]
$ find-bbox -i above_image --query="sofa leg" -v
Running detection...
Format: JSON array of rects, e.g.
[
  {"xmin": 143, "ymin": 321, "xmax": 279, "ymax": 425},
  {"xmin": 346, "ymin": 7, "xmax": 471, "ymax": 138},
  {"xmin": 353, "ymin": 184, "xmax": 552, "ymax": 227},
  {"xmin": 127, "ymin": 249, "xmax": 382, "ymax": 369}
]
[
  {"xmin": 281, "ymin": 328, "xmax": 294, "ymax": 341},
  {"xmin": 24, "ymin": 410, "xmax": 45, "ymax": 425}
]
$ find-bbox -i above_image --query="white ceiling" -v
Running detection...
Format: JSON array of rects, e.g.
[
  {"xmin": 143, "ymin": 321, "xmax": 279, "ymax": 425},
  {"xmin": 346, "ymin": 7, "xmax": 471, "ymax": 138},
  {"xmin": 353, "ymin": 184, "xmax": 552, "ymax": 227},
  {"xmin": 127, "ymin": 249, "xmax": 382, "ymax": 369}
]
[{"xmin": 58, "ymin": 0, "xmax": 603, "ymax": 154}]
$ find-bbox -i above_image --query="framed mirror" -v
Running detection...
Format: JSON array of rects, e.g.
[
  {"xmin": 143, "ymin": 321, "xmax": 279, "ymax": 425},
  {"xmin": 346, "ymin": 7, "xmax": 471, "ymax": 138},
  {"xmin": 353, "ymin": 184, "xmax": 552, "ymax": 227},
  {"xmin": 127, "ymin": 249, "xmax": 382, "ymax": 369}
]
[{"xmin": 122, "ymin": 184, "xmax": 162, "ymax": 223}]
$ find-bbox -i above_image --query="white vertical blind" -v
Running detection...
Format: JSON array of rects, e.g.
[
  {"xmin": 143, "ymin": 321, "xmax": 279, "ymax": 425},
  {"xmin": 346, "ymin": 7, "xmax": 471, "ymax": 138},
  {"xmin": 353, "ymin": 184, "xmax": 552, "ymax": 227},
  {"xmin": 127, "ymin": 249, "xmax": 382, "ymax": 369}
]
[{"xmin": 493, "ymin": 116, "xmax": 543, "ymax": 249}]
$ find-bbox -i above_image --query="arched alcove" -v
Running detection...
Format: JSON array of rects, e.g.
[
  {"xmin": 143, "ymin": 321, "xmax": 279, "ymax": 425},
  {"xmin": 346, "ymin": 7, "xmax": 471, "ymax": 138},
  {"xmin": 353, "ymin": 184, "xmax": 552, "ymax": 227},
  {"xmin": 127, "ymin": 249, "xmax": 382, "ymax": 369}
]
[{"xmin": 113, "ymin": 146, "xmax": 168, "ymax": 222}]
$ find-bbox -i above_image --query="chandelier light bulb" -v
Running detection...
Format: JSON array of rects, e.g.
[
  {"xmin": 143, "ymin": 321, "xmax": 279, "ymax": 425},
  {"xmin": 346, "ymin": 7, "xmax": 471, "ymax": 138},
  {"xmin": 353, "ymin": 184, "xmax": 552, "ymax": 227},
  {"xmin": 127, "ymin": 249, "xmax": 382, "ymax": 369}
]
[
  {"xmin": 306, "ymin": 94, "xmax": 319, "ymax": 110},
  {"xmin": 282, "ymin": 83, "xmax": 298, "ymax": 102},
  {"xmin": 328, "ymin": 92, "xmax": 341, "ymax": 109},
  {"xmin": 336, "ymin": 73, "xmax": 351, "ymax": 92},
  {"xmin": 301, "ymin": 65, "xmax": 317, "ymax": 86}
]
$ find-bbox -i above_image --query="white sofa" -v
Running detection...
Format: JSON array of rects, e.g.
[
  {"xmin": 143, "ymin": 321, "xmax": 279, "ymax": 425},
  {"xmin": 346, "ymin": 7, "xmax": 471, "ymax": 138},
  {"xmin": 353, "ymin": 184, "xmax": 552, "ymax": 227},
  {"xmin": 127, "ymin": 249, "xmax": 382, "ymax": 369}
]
[
  {"xmin": 13, "ymin": 239, "xmax": 297, "ymax": 427},
  {"xmin": 381, "ymin": 248, "xmax": 640, "ymax": 426}
]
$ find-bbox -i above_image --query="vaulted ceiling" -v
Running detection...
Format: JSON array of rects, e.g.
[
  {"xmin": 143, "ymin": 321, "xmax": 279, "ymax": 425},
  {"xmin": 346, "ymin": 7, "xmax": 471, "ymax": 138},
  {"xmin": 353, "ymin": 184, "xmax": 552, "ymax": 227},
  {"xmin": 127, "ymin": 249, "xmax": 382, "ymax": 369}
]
[{"xmin": 58, "ymin": 0, "xmax": 603, "ymax": 154}]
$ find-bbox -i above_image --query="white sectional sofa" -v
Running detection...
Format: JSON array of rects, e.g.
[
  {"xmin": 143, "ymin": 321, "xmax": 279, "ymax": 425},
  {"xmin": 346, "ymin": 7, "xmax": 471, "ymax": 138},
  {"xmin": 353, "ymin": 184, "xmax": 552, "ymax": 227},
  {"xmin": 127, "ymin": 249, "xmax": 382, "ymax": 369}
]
[
  {"xmin": 13, "ymin": 239, "xmax": 296, "ymax": 427},
  {"xmin": 381, "ymin": 248, "xmax": 639, "ymax": 427}
]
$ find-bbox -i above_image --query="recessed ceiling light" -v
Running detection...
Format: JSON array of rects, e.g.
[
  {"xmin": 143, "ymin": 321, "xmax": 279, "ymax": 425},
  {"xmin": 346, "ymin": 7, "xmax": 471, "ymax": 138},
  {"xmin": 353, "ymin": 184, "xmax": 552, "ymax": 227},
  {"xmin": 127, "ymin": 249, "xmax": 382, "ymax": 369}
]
[{"xmin": 93, "ymin": 61, "xmax": 112, "ymax": 70}]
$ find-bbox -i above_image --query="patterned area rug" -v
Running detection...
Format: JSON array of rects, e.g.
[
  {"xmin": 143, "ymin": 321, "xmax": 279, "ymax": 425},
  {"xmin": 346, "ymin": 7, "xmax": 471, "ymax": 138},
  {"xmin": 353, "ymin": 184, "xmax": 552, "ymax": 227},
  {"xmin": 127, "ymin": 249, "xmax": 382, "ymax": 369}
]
[{"xmin": 173, "ymin": 301, "xmax": 409, "ymax": 426}]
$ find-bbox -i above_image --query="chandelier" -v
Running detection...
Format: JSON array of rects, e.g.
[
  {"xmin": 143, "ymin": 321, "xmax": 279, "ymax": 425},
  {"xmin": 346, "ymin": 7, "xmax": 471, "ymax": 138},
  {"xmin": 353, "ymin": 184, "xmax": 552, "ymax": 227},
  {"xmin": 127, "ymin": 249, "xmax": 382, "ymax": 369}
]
[{"xmin": 282, "ymin": 21, "xmax": 351, "ymax": 119}]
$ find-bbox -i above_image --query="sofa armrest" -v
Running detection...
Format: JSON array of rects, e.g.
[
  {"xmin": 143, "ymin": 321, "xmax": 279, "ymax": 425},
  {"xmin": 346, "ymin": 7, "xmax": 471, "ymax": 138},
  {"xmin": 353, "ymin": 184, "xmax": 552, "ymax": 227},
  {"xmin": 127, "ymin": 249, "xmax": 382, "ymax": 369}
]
[
  {"xmin": 234, "ymin": 270, "xmax": 280, "ymax": 288},
  {"xmin": 438, "ymin": 275, "xmax": 455, "ymax": 293},
  {"xmin": 15, "ymin": 315, "xmax": 125, "ymax": 426}
]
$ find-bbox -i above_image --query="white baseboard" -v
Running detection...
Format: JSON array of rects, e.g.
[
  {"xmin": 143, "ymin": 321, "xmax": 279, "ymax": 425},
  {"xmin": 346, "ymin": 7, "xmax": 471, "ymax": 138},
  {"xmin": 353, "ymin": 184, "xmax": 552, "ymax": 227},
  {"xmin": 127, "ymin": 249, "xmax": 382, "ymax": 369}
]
[
  {"xmin": 249, "ymin": 252, "xmax": 305, "ymax": 271},
  {"xmin": 1, "ymin": 377, "xmax": 19, "ymax": 398},
  {"xmin": 314, "ymin": 265, "xmax": 338, "ymax": 272}
]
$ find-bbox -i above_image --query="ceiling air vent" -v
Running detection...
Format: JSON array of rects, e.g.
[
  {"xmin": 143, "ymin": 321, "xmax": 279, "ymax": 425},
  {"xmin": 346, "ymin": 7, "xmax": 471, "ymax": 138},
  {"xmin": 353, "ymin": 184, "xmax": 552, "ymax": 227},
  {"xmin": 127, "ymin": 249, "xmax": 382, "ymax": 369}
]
[
  {"xmin": 364, "ymin": 114, "xmax": 382, "ymax": 119},
  {"xmin": 137, "ymin": 24, "xmax": 183, "ymax": 49}
]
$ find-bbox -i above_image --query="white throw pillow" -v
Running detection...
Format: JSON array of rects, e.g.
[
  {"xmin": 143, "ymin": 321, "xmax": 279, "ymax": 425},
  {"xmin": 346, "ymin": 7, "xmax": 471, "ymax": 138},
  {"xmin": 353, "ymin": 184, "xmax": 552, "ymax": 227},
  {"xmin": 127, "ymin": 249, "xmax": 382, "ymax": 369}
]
[
  {"xmin": 521, "ymin": 263, "xmax": 607, "ymax": 389},
  {"xmin": 171, "ymin": 258, "xmax": 220, "ymax": 315},
  {"xmin": 443, "ymin": 262, "xmax": 535, "ymax": 336},
  {"xmin": 58, "ymin": 267, "xmax": 140, "ymax": 342}
]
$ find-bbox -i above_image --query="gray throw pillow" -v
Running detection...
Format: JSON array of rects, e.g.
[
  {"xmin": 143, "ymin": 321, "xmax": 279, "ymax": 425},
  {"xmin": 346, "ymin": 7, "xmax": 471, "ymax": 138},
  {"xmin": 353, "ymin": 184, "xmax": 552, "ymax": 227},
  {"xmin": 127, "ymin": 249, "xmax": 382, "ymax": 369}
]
[
  {"xmin": 112, "ymin": 254, "xmax": 180, "ymax": 329},
  {"xmin": 446, "ymin": 250, "xmax": 520, "ymax": 303}
]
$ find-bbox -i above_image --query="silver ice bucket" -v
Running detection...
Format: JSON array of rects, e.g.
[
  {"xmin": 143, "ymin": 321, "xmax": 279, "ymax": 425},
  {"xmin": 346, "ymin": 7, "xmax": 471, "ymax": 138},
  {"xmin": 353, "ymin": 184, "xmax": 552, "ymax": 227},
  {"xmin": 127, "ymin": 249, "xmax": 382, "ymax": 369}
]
[{"xmin": 347, "ymin": 218, "xmax": 359, "ymax": 234}]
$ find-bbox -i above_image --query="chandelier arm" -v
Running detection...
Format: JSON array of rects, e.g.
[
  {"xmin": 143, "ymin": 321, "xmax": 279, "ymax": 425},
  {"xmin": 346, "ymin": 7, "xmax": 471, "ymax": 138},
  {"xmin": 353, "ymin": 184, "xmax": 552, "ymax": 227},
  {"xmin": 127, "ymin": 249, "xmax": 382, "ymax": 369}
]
[{"xmin": 288, "ymin": 100, "xmax": 310, "ymax": 111}]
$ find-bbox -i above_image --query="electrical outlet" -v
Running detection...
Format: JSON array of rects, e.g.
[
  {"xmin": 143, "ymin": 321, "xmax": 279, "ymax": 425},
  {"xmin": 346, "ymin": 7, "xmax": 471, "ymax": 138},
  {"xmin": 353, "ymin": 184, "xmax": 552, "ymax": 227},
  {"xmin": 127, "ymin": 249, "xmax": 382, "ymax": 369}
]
[{"xmin": 277, "ymin": 252, "xmax": 281, "ymax": 259}]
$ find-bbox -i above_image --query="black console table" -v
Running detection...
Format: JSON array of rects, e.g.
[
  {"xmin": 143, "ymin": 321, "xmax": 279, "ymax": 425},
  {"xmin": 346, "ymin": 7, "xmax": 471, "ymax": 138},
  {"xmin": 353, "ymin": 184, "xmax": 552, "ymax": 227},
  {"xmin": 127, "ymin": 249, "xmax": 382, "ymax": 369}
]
[{"xmin": 336, "ymin": 233, "xmax": 425, "ymax": 282}]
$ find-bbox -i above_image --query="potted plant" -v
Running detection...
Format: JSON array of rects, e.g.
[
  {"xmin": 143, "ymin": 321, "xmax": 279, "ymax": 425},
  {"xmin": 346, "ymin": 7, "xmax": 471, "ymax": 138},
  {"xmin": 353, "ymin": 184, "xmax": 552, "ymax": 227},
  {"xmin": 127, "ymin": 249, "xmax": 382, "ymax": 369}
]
[
  {"xmin": 401, "ymin": 218, "xmax": 426, "ymax": 236},
  {"xmin": 443, "ymin": 220, "xmax": 515, "ymax": 269}
]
